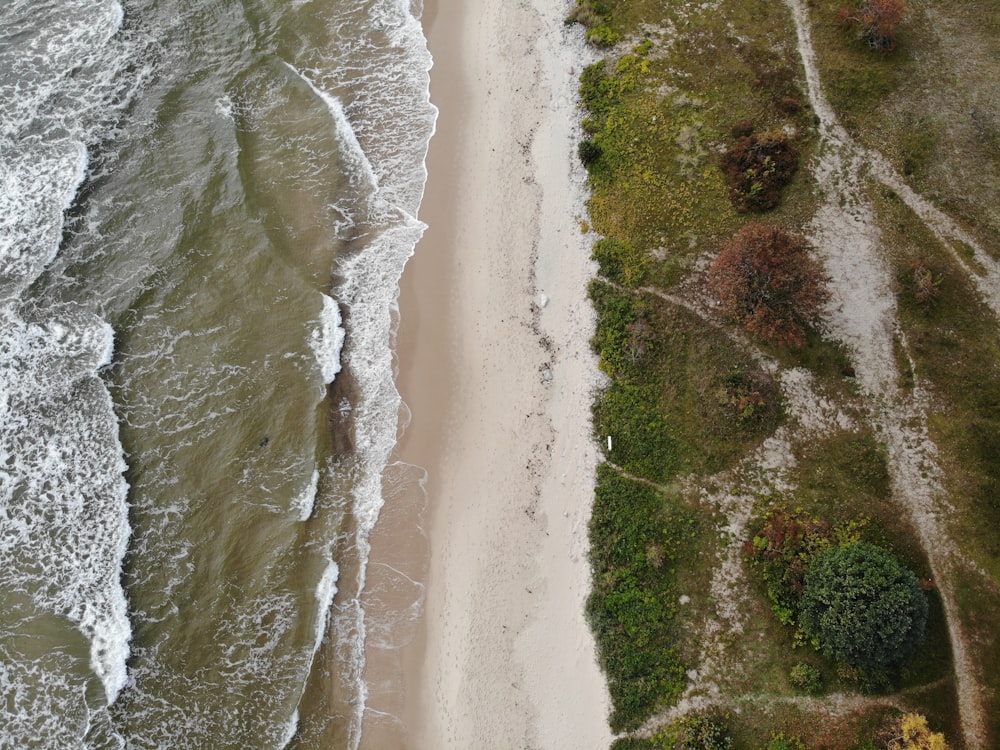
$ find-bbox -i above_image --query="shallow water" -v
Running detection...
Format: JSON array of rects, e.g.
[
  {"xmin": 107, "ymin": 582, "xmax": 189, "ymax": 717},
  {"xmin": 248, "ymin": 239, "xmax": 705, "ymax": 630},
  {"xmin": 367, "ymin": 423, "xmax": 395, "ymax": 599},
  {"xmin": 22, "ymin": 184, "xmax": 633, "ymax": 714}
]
[{"xmin": 0, "ymin": 0, "xmax": 435, "ymax": 746}]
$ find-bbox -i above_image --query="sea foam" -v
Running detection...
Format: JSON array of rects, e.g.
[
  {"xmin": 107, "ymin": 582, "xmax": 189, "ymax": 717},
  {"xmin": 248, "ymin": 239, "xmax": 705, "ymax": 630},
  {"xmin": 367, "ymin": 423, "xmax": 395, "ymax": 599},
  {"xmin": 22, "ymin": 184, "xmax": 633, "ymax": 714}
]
[
  {"xmin": 0, "ymin": 0, "xmax": 134, "ymax": 735},
  {"xmin": 295, "ymin": 0, "xmax": 437, "ymax": 745},
  {"xmin": 309, "ymin": 293, "xmax": 346, "ymax": 386}
]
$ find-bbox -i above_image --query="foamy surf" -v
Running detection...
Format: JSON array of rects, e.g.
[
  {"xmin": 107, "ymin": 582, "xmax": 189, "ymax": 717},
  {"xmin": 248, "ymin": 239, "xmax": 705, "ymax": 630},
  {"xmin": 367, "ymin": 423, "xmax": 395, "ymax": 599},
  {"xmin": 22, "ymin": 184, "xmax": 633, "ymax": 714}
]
[
  {"xmin": 0, "ymin": 0, "xmax": 135, "ymax": 743},
  {"xmin": 287, "ymin": 0, "xmax": 437, "ymax": 744},
  {"xmin": 0, "ymin": 311, "xmax": 132, "ymax": 719},
  {"xmin": 2, "ymin": 0, "xmax": 438, "ymax": 745},
  {"xmin": 309, "ymin": 293, "xmax": 346, "ymax": 386},
  {"xmin": 0, "ymin": 74, "xmax": 131, "ymax": 724}
]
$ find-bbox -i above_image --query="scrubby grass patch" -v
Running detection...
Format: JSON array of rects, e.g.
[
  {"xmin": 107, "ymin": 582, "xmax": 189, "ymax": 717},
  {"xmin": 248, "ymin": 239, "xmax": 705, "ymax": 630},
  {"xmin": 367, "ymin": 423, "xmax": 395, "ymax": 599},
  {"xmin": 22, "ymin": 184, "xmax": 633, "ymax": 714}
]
[
  {"xmin": 587, "ymin": 465, "xmax": 700, "ymax": 732},
  {"xmin": 571, "ymin": 0, "xmax": 990, "ymax": 742},
  {"xmin": 871, "ymin": 189, "xmax": 1000, "ymax": 742},
  {"xmin": 872, "ymin": 189, "xmax": 1000, "ymax": 581},
  {"xmin": 952, "ymin": 570, "xmax": 1000, "ymax": 742},
  {"xmin": 725, "ymin": 702, "xmax": 896, "ymax": 750},
  {"xmin": 769, "ymin": 329, "xmax": 855, "ymax": 386},
  {"xmin": 808, "ymin": 0, "xmax": 908, "ymax": 133},
  {"xmin": 591, "ymin": 282, "xmax": 782, "ymax": 484},
  {"xmin": 809, "ymin": 0, "xmax": 1000, "ymax": 243},
  {"xmin": 579, "ymin": 0, "xmax": 822, "ymax": 738},
  {"xmin": 791, "ymin": 430, "xmax": 891, "ymax": 510},
  {"xmin": 581, "ymin": 49, "xmax": 740, "ymax": 262},
  {"xmin": 580, "ymin": 5, "xmax": 820, "ymax": 285}
]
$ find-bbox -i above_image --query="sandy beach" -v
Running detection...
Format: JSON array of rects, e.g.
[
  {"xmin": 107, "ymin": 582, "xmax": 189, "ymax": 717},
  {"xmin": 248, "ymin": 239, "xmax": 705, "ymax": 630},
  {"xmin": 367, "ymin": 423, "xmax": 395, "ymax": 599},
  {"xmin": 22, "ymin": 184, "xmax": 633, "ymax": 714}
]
[{"xmin": 376, "ymin": 0, "xmax": 613, "ymax": 746}]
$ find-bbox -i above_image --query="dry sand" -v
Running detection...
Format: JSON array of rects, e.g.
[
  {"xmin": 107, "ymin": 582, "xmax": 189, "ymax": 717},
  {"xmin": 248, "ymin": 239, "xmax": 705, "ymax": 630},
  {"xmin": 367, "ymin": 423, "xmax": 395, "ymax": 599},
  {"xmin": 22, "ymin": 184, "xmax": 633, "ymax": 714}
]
[{"xmin": 382, "ymin": 0, "xmax": 613, "ymax": 746}]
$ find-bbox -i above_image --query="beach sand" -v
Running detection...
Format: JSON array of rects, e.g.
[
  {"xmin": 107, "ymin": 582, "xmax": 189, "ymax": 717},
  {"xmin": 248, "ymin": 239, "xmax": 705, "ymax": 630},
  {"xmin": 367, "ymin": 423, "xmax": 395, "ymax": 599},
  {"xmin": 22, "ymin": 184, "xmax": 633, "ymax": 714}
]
[{"xmin": 370, "ymin": 0, "xmax": 613, "ymax": 746}]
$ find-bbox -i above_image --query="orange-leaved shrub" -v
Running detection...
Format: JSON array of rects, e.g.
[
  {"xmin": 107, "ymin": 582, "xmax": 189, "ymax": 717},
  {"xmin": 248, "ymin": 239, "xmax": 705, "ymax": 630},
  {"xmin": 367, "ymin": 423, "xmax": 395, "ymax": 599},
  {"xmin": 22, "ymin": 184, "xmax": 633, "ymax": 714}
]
[
  {"xmin": 709, "ymin": 223, "xmax": 828, "ymax": 346},
  {"xmin": 838, "ymin": 0, "xmax": 906, "ymax": 52},
  {"xmin": 880, "ymin": 712, "xmax": 950, "ymax": 750}
]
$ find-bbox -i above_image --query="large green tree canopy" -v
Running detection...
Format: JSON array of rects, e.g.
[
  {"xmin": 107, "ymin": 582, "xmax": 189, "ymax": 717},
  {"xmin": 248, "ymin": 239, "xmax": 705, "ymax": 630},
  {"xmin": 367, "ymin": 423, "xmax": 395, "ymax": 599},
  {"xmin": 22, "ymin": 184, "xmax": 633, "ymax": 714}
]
[{"xmin": 799, "ymin": 542, "xmax": 928, "ymax": 668}]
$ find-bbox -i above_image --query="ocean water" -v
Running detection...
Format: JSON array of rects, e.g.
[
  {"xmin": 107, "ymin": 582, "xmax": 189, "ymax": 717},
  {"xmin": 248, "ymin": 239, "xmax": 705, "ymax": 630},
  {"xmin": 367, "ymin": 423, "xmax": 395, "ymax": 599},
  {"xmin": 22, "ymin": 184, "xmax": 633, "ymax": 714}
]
[{"xmin": 0, "ymin": 0, "xmax": 435, "ymax": 747}]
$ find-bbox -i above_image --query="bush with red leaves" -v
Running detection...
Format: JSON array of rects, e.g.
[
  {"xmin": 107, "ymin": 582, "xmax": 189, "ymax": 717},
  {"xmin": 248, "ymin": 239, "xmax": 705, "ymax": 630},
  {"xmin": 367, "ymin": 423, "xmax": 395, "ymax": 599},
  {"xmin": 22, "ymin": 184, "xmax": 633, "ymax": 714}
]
[
  {"xmin": 745, "ymin": 507, "xmax": 834, "ymax": 625},
  {"xmin": 720, "ymin": 131, "xmax": 799, "ymax": 212},
  {"xmin": 838, "ymin": 0, "xmax": 906, "ymax": 52},
  {"xmin": 709, "ymin": 223, "xmax": 828, "ymax": 347}
]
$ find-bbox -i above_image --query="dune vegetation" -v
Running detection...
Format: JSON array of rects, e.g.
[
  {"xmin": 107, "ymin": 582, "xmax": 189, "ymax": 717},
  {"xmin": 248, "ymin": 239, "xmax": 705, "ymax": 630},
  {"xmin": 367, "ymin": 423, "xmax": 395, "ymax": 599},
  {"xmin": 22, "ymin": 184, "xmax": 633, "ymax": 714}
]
[{"xmin": 571, "ymin": 0, "xmax": 1000, "ymax": 746}]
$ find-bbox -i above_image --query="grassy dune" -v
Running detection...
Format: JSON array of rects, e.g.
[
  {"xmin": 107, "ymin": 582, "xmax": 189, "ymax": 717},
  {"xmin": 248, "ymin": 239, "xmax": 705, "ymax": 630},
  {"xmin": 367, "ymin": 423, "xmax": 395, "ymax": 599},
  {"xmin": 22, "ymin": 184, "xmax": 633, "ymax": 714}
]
[{"xmin": 574, "ymin": 0, "xmax": 1000, "ymax": 746}]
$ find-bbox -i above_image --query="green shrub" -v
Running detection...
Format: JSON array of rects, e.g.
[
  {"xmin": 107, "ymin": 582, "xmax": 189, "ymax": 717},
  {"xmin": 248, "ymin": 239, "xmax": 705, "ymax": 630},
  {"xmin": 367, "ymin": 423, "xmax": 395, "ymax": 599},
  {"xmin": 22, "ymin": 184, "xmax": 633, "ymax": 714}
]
[
  {"xmin": 592, "ymin": 237, "xmax": 648, "ymax": 288},
  {"xmin": 720, "ymin": 365, "xmax": 779, "ymax": 426},
  {"xmin": 586, "ymin": 24, "xmax": 622, "ymax": 48},
  {"xmin": 587, "ymin": 465, "xmax": 692, "ymax": 731},
  {"xmin": 764, "ymin": 732, "xmax": 806, "ymax": 750},
  {"xmin": 611, "ymin": 739, "xmax": 660, "ymax": 750},
  {"xmin": 594, "ymin": 381, "xmax": 680, "ymax": 481},
  {"xmin": 567, "ymin": 1, "xmax": 621, "ymax": 47},
  {"xmin": 579, "ymin": 139, "xmax": 603, "ymax": 167},
  {"xmin": 836, "ymin": 662, "xmax": 894, "ymax": 694},
  {"xmin": 589, "ymin": 281, "xmax": 647, "ymax": 377},
  {"xmin": 799, "ymin": 542, "xmax": 928, "ymax": 668},
  {"xmin": 579, "ymin": 61, "xmax": 612, "ymax": 116},
  {"xmin": 745, "ymin": 507, "xmax": 837, "ymax": 625},
  {"xmin": 788, "ymin": 662, "xmax": 823, "ymax": 694},
  {"xmin": 682, "ymin": 713, "xmax": 733, "ymax": 750}
]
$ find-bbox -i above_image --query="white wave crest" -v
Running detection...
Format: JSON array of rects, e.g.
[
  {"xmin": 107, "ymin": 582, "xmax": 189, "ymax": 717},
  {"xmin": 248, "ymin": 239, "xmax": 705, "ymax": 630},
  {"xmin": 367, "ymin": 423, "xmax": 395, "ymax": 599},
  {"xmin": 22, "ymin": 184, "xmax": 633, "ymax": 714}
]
[
  {"xmin": 291, "ymin": 469, "xmax": 320, "ymax": 523},
  {"xmin": 313, "ymin": 557, "xmax": 340, "ymax": 658},
  {"xmin": 281, "ymin": 61, "xmax": 381, "ymax": 197},
  {"xmin": 309, "ymin": 293, "xmax": 345, "ymax": 386},
  {"xmin": 0, "ymin": 140, "xmax": 87, "ymax": 296}
]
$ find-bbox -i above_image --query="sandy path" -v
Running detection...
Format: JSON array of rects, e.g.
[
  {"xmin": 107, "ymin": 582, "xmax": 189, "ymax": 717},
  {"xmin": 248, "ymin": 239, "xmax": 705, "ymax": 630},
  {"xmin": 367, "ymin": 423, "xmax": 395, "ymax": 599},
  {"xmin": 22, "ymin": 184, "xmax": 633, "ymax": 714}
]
[
  {"xmin": 783, "ymin": 2, "xmax": 988, "ymax": 745},
  {"xmin": 391, "ymin": 0, "xmax": 612, "ymax": 747}
]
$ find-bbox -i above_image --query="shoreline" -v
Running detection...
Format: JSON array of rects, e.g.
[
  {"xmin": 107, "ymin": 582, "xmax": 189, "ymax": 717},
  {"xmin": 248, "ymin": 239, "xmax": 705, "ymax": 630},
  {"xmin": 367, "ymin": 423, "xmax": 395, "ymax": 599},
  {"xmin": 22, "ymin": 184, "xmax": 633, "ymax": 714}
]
[{"xmin": 382, "ymin": 0, "xmax": 612, "ymax": 746}]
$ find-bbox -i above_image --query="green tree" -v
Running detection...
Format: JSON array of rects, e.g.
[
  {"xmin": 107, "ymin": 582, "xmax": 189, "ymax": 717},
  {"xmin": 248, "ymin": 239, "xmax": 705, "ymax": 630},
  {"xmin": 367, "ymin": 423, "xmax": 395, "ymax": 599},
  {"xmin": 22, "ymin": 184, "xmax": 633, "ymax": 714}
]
[{"xmin": 799, "ymin": 542, "xmax": 927, "ymax": 668}]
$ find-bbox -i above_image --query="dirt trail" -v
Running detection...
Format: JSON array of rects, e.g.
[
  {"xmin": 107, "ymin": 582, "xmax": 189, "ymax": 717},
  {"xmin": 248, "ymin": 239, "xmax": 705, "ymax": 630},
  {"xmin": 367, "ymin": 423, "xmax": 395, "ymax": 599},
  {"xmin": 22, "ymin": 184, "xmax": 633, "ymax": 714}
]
[
  {"xmin": 634, "ymin": 363, "xmax": 863, "ymax": 737},
  {"xmin": 783, "ymin": 1, "xmax": 988, "ymax": 745}
]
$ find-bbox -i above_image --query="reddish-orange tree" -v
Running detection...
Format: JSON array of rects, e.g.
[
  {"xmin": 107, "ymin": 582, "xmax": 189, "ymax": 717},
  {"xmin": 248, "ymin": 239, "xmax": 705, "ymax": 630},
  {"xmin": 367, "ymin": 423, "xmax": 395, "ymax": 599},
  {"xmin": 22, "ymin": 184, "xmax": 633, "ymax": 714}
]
[
  {"xmin": 839, "ymin": 0, "xmax": 906, "ymax": 51},
  {"xmin": 709, "ymin": 223, "xmax": 828, "ymax": 346}
]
